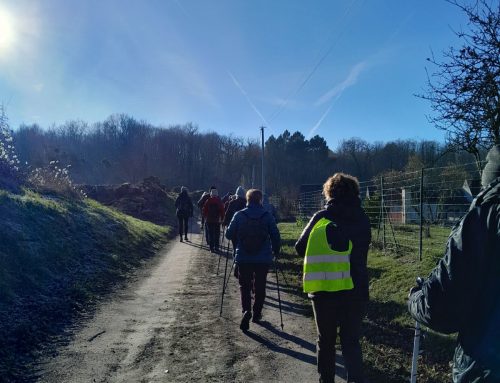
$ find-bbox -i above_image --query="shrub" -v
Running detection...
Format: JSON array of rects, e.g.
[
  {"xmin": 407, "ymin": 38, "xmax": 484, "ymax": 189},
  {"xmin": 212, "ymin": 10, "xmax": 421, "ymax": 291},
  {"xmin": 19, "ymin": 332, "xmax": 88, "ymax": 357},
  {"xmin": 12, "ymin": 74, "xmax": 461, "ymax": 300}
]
[
  {"xmin": 0, "ymin": 106, "xmax": 22, "ymax": 191},
  {"xmin": 27, "ymin": 160, "xmax": 86, "ymax": 199}
]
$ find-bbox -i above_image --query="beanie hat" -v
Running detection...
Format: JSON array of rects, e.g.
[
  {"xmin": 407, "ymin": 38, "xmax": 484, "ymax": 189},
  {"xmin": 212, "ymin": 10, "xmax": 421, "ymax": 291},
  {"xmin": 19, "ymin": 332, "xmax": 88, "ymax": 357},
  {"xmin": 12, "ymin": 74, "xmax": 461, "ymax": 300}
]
[
  {"xmin": 235, "ymin": 186, "xmax": 245, "ymax": 198},
  {"xmin": 210, "ymin": 189, "xmax": 218, "ymax": 197},
  {"xmin": 482, "ymin": 145, "xmax": 500, "ymax": 188}
]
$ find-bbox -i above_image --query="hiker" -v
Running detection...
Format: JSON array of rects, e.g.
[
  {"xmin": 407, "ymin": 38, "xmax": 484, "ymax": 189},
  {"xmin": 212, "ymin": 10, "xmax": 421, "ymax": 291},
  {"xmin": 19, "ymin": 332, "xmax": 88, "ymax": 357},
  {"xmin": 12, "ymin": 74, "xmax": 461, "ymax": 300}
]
[
  {"xmin": 202, "ymin": 188, "xmax": 225, "ymax": 253},
  {"xmin": 174, "ymin": 186, "xmax": 193, "ymax": 242},
  {"xmin": 263, "ymin": 193, "xmax": 278, "ymax": 222},
  {"xmin": 225, "ymin": 189, "xmax": 281, "ymax": 331},
  {"xmin": 408, "ymin": 145, "xmax": 500, "ymax": 383},
  {"xmin": 198, "ymin": 186, "xmax": 215, "ymax": 243},
  {"xmin": 221, "ymin": 191, "xmax": 232, "ymax": 205},
  {"xmin": 295, "ymin": 173, "xmax": 371, "ymax": 383},
  {"xmin": 223, "ymin": 186, "xmax": 246, "ymax": 228}
]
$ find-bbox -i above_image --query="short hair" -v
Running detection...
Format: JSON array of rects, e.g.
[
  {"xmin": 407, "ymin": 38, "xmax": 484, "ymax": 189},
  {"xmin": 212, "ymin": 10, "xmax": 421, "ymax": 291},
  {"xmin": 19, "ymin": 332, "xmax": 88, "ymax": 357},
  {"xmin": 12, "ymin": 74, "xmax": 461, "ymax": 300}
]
[
  {"xmin": 246, "ymin": 189, "xmax": 263, "ymax": 204},
  {"xmin": 322, "ymin": 173, "xmax": 359, "ymax": 201}
]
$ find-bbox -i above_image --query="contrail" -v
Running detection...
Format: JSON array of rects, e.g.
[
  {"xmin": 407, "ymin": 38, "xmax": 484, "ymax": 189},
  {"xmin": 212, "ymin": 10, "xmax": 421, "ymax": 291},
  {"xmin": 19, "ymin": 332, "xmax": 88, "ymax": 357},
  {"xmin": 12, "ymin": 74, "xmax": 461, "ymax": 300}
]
[
  {"xmin": 228, "ymin": 71, "xmax": 269, "ymax": 126},
  {"xmin": 308, "ymin": 101, "xmax": 335, "ymax": 138}
]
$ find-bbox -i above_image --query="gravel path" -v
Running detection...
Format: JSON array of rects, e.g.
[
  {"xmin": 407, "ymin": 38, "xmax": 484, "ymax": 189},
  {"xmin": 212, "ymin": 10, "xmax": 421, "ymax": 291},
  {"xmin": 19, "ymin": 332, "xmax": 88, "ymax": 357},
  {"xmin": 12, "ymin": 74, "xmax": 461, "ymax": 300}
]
[{"xmin": 38, "ymin": 229, "xmax": 347, "ymax": 382}]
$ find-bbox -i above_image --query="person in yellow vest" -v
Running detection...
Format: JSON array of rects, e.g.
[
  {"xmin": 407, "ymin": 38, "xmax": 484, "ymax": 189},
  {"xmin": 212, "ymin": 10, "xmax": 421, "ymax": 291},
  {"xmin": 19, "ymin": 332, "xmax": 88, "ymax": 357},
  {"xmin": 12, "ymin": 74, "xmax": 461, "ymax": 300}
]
[{"xmin": 295, "ymin": 173, "xmax": 371, "ymax": 383}]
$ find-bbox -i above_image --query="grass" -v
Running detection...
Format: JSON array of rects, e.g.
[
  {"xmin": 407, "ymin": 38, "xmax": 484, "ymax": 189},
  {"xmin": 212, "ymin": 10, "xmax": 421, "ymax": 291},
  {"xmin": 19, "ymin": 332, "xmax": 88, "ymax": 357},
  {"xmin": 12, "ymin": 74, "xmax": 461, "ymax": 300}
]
[
  {"xmin": 277, "ymin": 221, "xmax": 456, "ymax": 383},
  {"xmin": 0, "ymin": 188, "xmax": 173, "ymax": 381}
]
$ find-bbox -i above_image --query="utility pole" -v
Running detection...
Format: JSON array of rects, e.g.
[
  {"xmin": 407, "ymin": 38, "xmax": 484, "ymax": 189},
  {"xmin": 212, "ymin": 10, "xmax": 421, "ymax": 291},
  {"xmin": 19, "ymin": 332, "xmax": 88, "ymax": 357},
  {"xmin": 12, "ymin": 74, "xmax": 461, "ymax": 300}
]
[{"xmin": 260, "ymin": 126, "xmax": 265, "ymax": 194}]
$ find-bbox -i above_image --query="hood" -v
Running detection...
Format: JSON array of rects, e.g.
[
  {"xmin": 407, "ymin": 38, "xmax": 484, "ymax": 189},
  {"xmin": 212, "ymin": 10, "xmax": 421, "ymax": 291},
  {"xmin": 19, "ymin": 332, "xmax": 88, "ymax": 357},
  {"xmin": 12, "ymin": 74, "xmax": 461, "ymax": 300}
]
[
  {"xmin": 235, "ymin": 186, "xmax": 246, "ymax": 198},
  {"xmin": 476, "ymin": 177, "xmax": 500, "ymax": 206},
  {"xmin": 242, "ymin": 203, "xmax": 266, "ymax": 218},
  {"xmin": 482, "ymin": 145, "xmax": 500, "ymax": 188}
]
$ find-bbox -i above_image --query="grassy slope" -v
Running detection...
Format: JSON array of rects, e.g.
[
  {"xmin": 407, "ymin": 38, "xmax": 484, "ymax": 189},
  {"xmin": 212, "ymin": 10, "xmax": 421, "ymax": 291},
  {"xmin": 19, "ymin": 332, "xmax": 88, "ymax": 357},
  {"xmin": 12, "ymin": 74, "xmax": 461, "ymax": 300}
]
[
  {"xmin": 0, "ymin": 189, "xmax": 172, "ymax": 381},
  {"xmin": 278, "ymin": 222, "xmax": 456, "ymax": 383}
]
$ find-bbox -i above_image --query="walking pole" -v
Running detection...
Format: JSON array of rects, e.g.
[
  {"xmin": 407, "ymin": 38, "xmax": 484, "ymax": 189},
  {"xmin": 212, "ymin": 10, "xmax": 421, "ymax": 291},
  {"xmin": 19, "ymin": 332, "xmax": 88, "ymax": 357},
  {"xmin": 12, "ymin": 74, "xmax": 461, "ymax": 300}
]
[
  {"xmin": 410, "ymin": 277, "xmax": 424, "ymax": 383},
  {"xmin": 219, "ymin": 242, "xmax": 234, "ymax": 316},
  {"xmin": 217, "ymin": 228, "xmax": 225, "ymax": 275},
  {"xmin": 275, "ymin": 255, "xmax": 290, "ymax": 288},
  {"xmin": 189, "ymin": 216, "xmax": 193, "ymax": 242},
  {"xmin": 274, "ymin": 258, "xmax": 284, "ymax": 330}
]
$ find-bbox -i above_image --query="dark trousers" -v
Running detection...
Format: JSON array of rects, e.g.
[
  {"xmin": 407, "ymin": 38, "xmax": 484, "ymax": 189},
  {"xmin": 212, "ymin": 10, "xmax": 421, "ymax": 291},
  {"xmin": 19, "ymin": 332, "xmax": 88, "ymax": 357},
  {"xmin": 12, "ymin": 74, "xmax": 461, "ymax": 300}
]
[
  {"xmin": 177, "ymin": 215, "xmax": 188, "ymax": 237},
  {"xmin": 238, "ymin": 263, "xmax": 269, "ymax": 315},
  {"xmin": 207, "ymin": 222, "xmax": 220, "ymax": 251},
  {"xmin": 311, "ymin": 294, "xmax": 366, "ymax": 383}
]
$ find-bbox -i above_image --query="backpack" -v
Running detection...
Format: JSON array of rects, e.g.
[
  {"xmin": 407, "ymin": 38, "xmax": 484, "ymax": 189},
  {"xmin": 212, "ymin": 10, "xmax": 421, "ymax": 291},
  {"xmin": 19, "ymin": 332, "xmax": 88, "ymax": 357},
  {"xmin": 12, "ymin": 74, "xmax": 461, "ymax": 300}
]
[{"xmin": 239, "ymin": 211, "xmax": 269, "ymax": 255}]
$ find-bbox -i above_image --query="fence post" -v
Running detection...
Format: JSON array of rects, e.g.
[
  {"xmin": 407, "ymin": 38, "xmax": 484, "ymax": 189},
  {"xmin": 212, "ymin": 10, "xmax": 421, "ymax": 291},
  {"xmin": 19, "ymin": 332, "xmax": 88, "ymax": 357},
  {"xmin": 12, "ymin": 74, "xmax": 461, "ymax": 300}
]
[
  {"xmin": 419, "ymin": 167, "xmax": 424, "ymax": 261},
  {"xmin": 381, "ymin": 176, "xmax": 386, "ymax": 251}
]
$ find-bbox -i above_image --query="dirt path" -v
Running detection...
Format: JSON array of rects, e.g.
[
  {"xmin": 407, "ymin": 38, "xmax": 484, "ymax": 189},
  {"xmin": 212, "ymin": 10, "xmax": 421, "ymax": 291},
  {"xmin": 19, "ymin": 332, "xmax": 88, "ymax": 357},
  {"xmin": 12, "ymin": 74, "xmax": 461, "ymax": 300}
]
[{"xmin": 38, "ymin": 230, "xmax": 347, "ymax": 383}]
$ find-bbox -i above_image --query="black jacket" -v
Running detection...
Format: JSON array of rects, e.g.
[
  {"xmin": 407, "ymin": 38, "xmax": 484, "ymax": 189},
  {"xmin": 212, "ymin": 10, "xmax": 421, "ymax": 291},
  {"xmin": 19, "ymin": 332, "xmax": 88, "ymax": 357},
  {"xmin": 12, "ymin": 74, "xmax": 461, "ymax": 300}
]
[
  {"xmin": 175, "ymin": 191, "xmax": 193, "ymax": 218},
  {"xmin": 408, "ymin": 177, "xmax": 500, "ymax": 383},
  {"xmin": 223, "ymin": 197, "xmax": 246, "ymax": 226},
  {"xmin": 295, "ymin": 197, "xmax": 371, "ymax": 300}
]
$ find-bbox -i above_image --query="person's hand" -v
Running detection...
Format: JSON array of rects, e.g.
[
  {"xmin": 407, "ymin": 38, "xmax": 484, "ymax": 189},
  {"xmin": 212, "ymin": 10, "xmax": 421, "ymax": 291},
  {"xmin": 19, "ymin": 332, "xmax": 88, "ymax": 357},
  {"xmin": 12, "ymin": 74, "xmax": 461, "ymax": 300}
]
[
  {"xmin": 408, "ymin": 277, "xmax": 424, "ymax": 298},
  {"xmin": 408, "ymin": 285, "xmax": 420, "ymax": 299}
]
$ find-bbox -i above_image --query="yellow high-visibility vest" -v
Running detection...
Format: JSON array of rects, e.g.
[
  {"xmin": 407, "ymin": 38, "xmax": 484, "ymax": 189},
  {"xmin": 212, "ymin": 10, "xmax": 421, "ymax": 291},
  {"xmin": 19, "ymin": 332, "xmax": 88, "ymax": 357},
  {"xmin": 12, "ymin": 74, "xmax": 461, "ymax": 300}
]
[{"xmin": 303, "ymin": 217, "xmax": 354, "ymax": 293}]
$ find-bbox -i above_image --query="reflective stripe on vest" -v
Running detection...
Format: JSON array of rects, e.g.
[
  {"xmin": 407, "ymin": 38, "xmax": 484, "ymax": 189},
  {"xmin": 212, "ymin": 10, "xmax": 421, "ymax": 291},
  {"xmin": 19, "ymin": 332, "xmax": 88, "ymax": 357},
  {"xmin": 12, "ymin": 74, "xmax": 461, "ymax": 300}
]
[{"xmin": 303, "ymin": 217, "xmax": 354, "ymax": 293}]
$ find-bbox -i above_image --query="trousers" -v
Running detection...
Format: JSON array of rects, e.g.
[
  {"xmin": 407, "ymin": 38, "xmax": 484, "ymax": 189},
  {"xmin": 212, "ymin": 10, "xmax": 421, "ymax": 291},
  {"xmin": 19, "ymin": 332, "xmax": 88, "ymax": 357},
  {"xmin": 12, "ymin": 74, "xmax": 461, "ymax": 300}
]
[{"xmin": 311, "ymin": 293, "xmax": 366, "ymax": 383}]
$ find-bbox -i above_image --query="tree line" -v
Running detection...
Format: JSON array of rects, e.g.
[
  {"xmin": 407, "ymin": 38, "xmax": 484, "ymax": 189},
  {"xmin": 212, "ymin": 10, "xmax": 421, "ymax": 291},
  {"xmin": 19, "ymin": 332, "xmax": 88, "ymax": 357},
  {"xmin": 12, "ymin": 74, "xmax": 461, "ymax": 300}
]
[{"xmin": 11, "ymin": 113, "xmax": 479, "ymax": 198}]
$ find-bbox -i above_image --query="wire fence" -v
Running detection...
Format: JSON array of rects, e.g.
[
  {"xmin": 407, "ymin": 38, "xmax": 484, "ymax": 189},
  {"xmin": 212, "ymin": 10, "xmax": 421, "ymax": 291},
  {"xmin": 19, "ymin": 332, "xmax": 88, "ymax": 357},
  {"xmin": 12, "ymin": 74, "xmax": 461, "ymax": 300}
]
[{"xmin": 270, "ymin": 162, "xmax": 483, "ymax": 260}]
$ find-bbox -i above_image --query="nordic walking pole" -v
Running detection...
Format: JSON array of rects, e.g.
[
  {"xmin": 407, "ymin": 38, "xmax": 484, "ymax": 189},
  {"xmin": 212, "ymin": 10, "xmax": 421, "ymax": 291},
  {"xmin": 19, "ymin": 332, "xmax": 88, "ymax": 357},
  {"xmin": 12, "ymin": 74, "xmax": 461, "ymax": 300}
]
[
  {"xmin": 219, "ymin": 242, "xmax": 233, "ymax": 316},
  {"xmin": 275, "ymin": 255, "xmax": 290, "ymax": 288},
  {"xmin": 410, "ymin": 277, "xmax": 424, "ymax": 383},
  {"xmin": 274, "ymin": 258, "xmax": 284, "ymax": 330},
  {"xmin": 189, "ymin": 215, "xmax": 193, "ymax": 242},
  {"xmin": 217, "ymin": 228, "xmax": 225, "ymax": 275}
]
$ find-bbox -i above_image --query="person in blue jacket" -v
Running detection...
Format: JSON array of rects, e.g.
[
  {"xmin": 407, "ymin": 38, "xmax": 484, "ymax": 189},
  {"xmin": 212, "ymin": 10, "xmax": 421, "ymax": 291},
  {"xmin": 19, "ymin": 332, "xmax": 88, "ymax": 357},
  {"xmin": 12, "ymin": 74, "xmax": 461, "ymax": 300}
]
[{"xmin": 225, "ymin": 188, "xmax": 281, "ymax": 331}]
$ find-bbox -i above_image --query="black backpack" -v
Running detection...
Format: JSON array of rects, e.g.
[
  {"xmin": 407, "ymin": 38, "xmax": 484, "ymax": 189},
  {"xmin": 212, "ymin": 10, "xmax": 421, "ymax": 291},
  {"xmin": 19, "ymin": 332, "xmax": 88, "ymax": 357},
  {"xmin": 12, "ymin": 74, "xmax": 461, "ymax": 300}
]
[{"xmin": 239, "ymin": 211, "xmax": 269, "ymax": 254}]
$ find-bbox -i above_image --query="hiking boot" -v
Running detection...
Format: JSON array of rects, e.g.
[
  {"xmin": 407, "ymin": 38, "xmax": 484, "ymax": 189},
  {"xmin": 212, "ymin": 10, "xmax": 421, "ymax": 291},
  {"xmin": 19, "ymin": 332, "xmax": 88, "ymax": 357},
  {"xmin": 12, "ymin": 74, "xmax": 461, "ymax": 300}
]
[
  {"xmin": 179, "ymin": 235, "xmax": 183, "ymax": 242},
  {"xmin": 240, "ymin": 311, "xmax": 252, "ymax": 331},
  {"xmin": 184, "ymin": 235, "xmax": 188, "ymax": 241},
  {"xmin": 251, "ymin": 312, "xmax": 262, "ymax": 323}
]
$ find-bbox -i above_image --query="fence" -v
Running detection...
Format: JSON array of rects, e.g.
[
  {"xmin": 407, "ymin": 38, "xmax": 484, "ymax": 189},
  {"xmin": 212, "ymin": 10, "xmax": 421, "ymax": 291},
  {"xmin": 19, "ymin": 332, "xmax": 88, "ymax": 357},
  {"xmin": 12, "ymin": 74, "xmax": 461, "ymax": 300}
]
[{"xmin": 271, "ymin": 162, "xmax": 483, "ymax": 260}]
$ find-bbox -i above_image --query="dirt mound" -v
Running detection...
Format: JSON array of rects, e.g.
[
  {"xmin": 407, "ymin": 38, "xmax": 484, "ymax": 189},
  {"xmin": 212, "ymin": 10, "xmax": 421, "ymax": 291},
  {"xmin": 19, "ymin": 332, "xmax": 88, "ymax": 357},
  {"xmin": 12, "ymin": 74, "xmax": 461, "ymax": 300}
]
[{"xmin": 83, "ymin": 177, "xmax": 175, "ymax": 225}]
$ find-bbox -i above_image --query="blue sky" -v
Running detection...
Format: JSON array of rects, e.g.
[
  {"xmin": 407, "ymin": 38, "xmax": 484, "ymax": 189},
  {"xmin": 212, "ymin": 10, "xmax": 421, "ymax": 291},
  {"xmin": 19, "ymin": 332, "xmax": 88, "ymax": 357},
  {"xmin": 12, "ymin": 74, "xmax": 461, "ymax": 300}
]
[{"xmin": 0, "ymin": 0, "xmax": 469, "ymax": 148}]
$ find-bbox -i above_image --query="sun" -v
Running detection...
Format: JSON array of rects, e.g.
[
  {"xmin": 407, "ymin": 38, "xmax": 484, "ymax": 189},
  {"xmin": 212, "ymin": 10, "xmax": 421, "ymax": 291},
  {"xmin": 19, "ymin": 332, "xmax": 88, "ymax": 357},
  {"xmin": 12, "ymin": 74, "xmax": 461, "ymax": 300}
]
[{"xmin": 0, "ymin": 7, "xmax": 16, "ymax": 53}]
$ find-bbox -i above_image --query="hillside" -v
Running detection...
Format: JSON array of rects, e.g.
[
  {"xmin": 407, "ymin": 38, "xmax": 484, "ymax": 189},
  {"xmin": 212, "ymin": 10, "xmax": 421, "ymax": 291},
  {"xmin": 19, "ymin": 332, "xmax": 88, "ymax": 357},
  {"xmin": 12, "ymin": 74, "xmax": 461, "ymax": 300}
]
[{"xmin": 0, "ymin": 188, "xmax": 173, "ymax": 381}]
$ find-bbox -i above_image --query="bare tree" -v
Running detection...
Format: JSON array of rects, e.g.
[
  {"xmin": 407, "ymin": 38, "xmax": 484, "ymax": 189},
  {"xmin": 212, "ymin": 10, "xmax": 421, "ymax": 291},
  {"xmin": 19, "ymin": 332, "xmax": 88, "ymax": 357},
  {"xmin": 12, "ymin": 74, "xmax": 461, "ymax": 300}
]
[{"xmin": 420, "ymin": 0, "xmax": 500, "ymax": 172}]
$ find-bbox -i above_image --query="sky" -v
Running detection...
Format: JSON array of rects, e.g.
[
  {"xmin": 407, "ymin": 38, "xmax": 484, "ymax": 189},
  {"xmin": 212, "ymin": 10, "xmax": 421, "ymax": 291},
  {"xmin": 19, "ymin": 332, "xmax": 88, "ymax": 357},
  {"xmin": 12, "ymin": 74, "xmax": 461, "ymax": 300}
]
[{"xmin": 0, "ymin": 0, "xmax": 471, "ymax": 149}]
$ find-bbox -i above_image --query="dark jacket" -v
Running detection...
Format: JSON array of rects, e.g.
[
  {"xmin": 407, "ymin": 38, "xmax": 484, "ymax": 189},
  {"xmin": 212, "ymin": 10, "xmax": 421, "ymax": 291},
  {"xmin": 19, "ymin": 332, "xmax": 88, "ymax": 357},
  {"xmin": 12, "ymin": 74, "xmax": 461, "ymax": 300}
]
[
  {"xmin": 295, "ymin": 197, "xmax": 371, "ymax": 300},
  {"xmin": 225, "ymin": 202, "xmax": 281, "ymax": 264},
  {"xmin": 202, "ymin": 196, "xmax": 225, "ymax": 224},
  {"xmin": 197, "ymin": 193, "xmax": 210, "ymax": 210},
  {"xmin": 175, "ymin": 190, "xmax": 193, "ymax": 218},
  {"xmin": 223, "ymin": 197, "xmax": 246, "ymax": 226},
  {"xmin": 408, "ymin": 177, "xmax": 500, "ymax": 383}
]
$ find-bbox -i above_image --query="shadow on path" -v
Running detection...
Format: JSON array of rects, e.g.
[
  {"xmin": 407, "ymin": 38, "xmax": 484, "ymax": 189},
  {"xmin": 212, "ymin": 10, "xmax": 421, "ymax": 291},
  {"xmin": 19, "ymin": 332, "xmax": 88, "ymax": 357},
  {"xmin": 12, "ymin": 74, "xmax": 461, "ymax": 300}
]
[{"xmin": 243, "ymin": 330, "xmax": 317, "ymax": 365}]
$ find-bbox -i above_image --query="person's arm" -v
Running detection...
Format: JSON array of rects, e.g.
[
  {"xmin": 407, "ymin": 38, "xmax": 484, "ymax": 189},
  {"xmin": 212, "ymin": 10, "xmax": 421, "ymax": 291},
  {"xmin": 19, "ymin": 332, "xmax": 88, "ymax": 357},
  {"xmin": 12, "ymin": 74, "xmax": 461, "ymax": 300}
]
[
  {"xmin": 408, "ymin": 207, "xmax": 485, "ymax": 334},
  {"xmin": 225, "ymin": 211, "xmax": 239, "ymax": 241},
  {"xmin": 219, "ymin": 201, "xmax": 225, "ymax": 222},
  {"xmin": 223, "ymin": 203, "xmax": 234, "ymax": 226},
  {"xmin": 174, "ymin": 196, "xmax": 180, "ymax": 209},
  {"xmin": 202, "ymin": 200, "xmax": 209, "ymax": 218},
  {"xmin": 189, "ymin": 199, "xmax": 194, "ymax": 217},
  {"xmin": 268, "ymin": 214, "xmax": 281, "ymax": 255},
  {"xmin": 294, "ymin": 212, "xmax": 323, "ymax": 257}
]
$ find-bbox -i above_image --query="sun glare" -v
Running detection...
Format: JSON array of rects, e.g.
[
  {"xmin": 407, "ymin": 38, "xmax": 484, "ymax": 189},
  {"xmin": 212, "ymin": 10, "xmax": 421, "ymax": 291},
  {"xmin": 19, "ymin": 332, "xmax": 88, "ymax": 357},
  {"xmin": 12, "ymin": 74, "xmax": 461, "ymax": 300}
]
[{"xmin": 0, "ymin": 7, "xmax": 16, "ymax": 53}]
